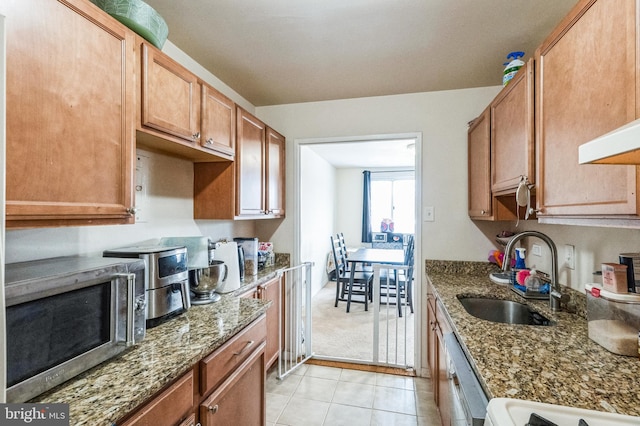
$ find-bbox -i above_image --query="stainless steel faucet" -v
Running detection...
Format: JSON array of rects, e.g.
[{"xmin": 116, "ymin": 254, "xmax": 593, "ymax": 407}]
[{"xmin": 502, "ymin": 231, "xmax": 562, "ymax": 311}]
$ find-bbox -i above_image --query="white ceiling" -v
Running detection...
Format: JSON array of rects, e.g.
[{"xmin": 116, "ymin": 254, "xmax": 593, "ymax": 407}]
[
  {"xmin": 143, "ymin": 0, "xmax": 578, "ymax": 107},
  {"xmin": 307, "ymin": 139, "xmax": 417, "ymax": 168}
]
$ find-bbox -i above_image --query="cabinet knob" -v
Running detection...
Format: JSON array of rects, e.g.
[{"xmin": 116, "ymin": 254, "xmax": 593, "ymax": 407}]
[
  {"xmin": 208, "ymin": 404, "xmax": 218, "ymax": 414},
  {"xmin": 193, "ymin": 132, "xmax": 201, "ymax": 140},
  {"xmin": 206, "ymin": 138, "xmax": 214, "ymax": 145},
  {"xmin": 480, "ymin": 210, "xmax": 486, "ymax": 215},
  {"xmin": 126, "ymin": 207, "xmax": 139, "ymax": 215}
]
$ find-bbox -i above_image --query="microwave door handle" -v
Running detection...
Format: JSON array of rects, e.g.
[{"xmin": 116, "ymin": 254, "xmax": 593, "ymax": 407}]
[{"xmin": 118, "ymin": 273, "xmax": 137, "ymax": 347}]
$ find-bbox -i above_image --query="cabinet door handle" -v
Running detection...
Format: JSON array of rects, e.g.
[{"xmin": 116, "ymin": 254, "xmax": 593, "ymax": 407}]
[
  {"xmin": 233, "ymin": 340, "xmax": 255, "ymax": 356},
  {"xmin": 208, "ymin": 404, "xmax": 219, "ymax": 414},
  {"xmin": 206, "ymin": 138, "xmax": 214, "ymax": 145},
  {"xmin": 480, "ymin": 210, "xmax": 486, "ymax": 215},
  {"xmin": 193, "ymin": 132, "xmax": 201, "ymax": 140}
]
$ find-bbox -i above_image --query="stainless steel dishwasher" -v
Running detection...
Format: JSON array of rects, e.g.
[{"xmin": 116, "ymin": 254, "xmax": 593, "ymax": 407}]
[{"xmin": 443, "ymin": 332, "xmax": 489, "ymax": 426}]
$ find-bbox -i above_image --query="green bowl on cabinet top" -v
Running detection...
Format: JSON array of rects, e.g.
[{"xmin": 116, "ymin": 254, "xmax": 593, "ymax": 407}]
[{"xmin": 90, "ymin": 0, "xmax": 169, "ymax": 49}]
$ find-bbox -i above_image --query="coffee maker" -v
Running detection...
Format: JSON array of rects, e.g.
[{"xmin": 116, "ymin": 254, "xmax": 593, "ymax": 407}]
[{"xmin": 104, "ymin": 245, "xmax": 191, "ymax": 328}]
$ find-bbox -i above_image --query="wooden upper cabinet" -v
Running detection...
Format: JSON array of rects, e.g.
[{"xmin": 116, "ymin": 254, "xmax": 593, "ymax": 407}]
[
  {"xmin": 536, "ymin": 0, "xmax": 639, "ymax": 217},
  {"xmin": 236, "ymin": 107, "xmax": 267, "ymax": 217},
  {"xmin": 468, "ymin": 108, "xmax": 493, "ymax": 219},
  {"xmin": 5, "ymin": 0, "xmax": 136, "ymax": 228},
  {"xmin": 194, "ymin": 107, "xmax": 286, "ymax": 220},
  {"xmin": 236, "ymin": 107, "xmax": 286, "ymax": 219},
  {"xmin": 136, "ymin": 41, "xmax": 233, "ymax": 162},
  {"xmin": 491, "ymin": 58, "xmax": 535, "ymax": 194},
  {"xmin": 266, "ymin": 127, "xmax": 286, "ymax": 217},
  {"xmin": 140, "ymin": 42, "xmax": 200, "ymax": 143},
  {"xmin": 200, "ymin": 83, "xmax": 236, "ymax": 157}
]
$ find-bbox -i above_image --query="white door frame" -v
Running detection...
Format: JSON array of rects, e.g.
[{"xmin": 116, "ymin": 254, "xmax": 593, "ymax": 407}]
[{"xmin": 293, "ymin": 132, "xmax": 423, "ymax": 372}]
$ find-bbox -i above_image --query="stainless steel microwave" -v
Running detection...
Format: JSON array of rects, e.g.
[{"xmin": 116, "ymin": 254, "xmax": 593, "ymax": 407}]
[{"xmin": 4, "ymin": 256, "xmax": 146, "ymax": 403}]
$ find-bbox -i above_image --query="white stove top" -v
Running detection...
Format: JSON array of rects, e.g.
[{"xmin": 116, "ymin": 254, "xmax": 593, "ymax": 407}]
[{"xmin": 484, "ymin": 398, "xmax": 640, "ymax": 426}]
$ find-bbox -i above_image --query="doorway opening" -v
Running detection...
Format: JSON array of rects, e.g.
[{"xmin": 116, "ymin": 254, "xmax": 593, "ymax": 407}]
[{"xmin": 293, "ymin": 133, "xmax": 423, "ymax": 371}]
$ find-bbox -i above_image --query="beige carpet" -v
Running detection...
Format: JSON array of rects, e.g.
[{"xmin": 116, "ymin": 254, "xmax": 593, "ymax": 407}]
[{"xmin": 311, "ymin": 280, "xmax": 415, "ymax": 367}]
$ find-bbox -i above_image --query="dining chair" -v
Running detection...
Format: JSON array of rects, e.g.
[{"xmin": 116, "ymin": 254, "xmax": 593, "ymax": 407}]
[
  {"xmin": 379, "ymin": 235, "xmax": 415, "ymax": 317},
  {"xmin": 338, "ymin": 232, "xmax": 372, "ymax": 272},
  {"xmin": 330, "ymin": 235, "xmax": 373, "ymax": 312}
]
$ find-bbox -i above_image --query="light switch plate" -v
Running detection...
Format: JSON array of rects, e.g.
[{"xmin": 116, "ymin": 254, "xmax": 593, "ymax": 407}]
[
  {"xmin": 565, "ymin": 244, "xmax": 575, "ymax": 270},
  {"xmin": 424, "ymin": 206, "xmax": 435, "ymax": 222},
  {"xmin": 532, "ymin": 244, "xmax": 542, "ymax": 256}
]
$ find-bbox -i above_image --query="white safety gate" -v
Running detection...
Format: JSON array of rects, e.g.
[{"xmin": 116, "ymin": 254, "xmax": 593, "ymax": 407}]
[
  {"xmin": 372, "ymin": 263, "xmax": 413, "ymax": 369},
  {"xmin": 277, "ymin": 262, "xmax": 314, "ymax": 380}
]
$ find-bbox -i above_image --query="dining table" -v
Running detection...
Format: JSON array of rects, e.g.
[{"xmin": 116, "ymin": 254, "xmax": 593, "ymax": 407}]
[
  {"xmin": 347, "ymin": 248, "xmax": 405, "ymax": 268},
  {"xmin": 346, "ymin": 248, "xmax": 405, "ymax": 303}
]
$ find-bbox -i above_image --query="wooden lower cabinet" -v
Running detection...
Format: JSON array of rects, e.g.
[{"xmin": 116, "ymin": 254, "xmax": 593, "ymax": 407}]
[
  {"xmin": 177, "ymin": 413, "xmax": 197, "ymax": 426},
  {"xmin": 426, "ymin": 281, "xmax": 452, "ymax": 426},
  {"xmin": 119, "ymin": 370, "xmax": 195, "ymax": 426},
  {"xmin": 199, "ymin": 342, "xmax": 266, "ymax": 426},
  {"xmin": 257, "ymin": 276, "xmax": 283, "ymax": 369},
  {"xmin": 118, "ymin": 315, "xmax": 267, "ymax": 426},
  {"xmin": 426, "ymin": 297, "xmax": 438, "ymax": 405},
  {"xmin": 435, "ymin": 300, "xmax": 452, "ymax": 426},
  {"xmin": 236, "ymin": 278, "xmax": 283, "ymax": 369}
]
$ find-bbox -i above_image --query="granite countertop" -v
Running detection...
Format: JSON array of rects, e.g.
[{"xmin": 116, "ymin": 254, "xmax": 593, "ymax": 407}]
[
  {"xmin": 426, "ymin": 260, "xmax": 640, "ymax": 417},
  {"xmin": 30, "ymin": 261, "xmax": 290, "ymax": 426}
]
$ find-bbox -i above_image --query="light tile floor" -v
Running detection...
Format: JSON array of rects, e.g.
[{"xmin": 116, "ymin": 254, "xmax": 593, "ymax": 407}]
[{"xmin": 266, "ymin": 364, "xmax": 441, "ymax": 426}]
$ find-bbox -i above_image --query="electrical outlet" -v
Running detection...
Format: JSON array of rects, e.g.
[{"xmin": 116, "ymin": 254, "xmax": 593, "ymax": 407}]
[
  {"xmin": 565, "ymin": 244, "xmax": 575, "ymax": 270},
  {"xmin": 532, "ymin": 244, "xmax": 542, "ymax": 256},
  {"xmin": 424, "ymin": 206, "xmax": 435, "ymax": 222}
]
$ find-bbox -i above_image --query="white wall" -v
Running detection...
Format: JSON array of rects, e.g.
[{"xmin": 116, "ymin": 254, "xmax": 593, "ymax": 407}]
[
  {"xmin": 256, "ymin": 87, "xmax": 501, "ymax": 260},
  {"xmin": 256, "ymin": 88, "xmax": 640, "ymax": 294},
  {"xmin": 335, "ymin": 168, "xmax": 366, "ymax": 248},
  {"xmin": 5, "ymin": 149, "xmax": 255, "ymax": 262},
  {"xmin": 300, "ymin": 147, "xmax": 336, "ymax": 295}
]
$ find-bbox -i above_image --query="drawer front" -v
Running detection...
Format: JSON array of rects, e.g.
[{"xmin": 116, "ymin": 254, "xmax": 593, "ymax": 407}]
[
  {"xmin": 200, "ymin": 315, "xmax": 266, "ymax": 396},
  {"xmin": 199, "ymin": 342, "xmax": 266, "ymax": 426},
  {"xmin": 120, "ymin": 369, "xmax": 194, "ymax": 426}
]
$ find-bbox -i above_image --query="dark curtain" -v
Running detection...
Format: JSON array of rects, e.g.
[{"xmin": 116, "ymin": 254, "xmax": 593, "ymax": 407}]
[{"xmin": 361, "ymin": 170, "xmax": 372, "ymax": 242}]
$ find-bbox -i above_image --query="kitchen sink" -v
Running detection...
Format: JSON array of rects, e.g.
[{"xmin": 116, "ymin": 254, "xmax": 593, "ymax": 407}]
[{"xmin": 457, "ymin": 296, "xmax": 554, "ymax": 326}]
